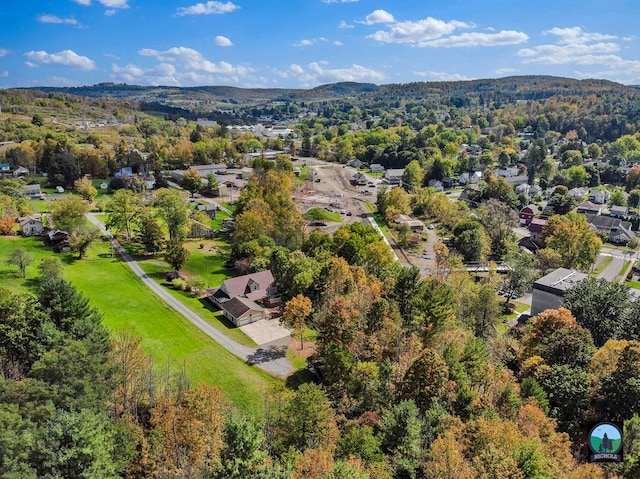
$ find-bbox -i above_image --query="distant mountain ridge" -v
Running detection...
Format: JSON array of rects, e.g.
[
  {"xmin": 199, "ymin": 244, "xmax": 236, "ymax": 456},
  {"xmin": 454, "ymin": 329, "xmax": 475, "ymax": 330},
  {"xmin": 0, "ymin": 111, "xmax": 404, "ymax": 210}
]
[{"xmin": 21, "ymin": 76, "xmax": 640, "ymax": 112}]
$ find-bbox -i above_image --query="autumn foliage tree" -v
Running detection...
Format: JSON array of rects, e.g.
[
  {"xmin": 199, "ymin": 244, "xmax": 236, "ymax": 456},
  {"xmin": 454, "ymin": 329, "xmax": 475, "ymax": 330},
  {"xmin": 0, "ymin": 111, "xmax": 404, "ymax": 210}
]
[
  {"xmin": 282, "ymin": 294, "xmax": 314, "ymax": 350},
  {"xmin": 543, "ymin": 213, "xmax": 602, "ymax": 270}
]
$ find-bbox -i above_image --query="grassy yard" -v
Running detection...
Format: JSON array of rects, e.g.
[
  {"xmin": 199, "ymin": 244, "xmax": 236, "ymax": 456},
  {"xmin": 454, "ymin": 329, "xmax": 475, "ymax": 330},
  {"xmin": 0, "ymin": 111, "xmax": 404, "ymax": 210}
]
[
  {"xmin": 0, "ymin": 236, "xmax": 279, "ymax": 415},
  {"xmin": 303, "ymin": 207, "xmax": 342, "ymax": 223},
  {"xmin": 135, "ymin": 241, "xmax": 256, "ymax": 347}
]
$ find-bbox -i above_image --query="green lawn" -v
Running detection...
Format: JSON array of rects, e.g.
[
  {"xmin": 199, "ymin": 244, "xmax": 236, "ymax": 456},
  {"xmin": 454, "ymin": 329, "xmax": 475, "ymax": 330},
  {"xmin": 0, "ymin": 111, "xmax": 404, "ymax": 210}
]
[
  {"xmin": 135, "ymin": 243, "xmax": 256, "ymax": 347},
  {"xmin": 626, "ymin": 280, "xmax": 640, "ymax": 289},
  {"xmin": 303, "ymin": 207, "xmax": 342, "ymax": 223},
  {"xmin": 0, "ymin": 236, "xmax": 279, "ymax": 415}
]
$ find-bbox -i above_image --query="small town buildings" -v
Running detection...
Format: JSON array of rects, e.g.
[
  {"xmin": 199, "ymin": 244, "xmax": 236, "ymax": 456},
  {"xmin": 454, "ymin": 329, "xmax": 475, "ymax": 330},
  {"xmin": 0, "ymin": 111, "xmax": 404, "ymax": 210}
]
[
  {"xmin": 195, "ymin": 203, "xmax": 218, "ymax": 219},
  {"xmin": 459, "ymin": 171, "xmax": 482, "ymax": 185},
  {"xmin": 384, "ymin": 169, "xmax": 405, "ymax": 185},
  {"xmin": 442, "ymin": 176, "xmax": 458, "ymax": 189},
  {"xmin": 45, "ymin": 229, "xmax": 70, "ymax": 253},
  {"xmin": 589, "ymin": 189, "xmax": 610, "ymax": 204},
  {"xmin": 427, "ymin": 179, "xmax": 444, "ymax": 192},
  {"xmin": 189, "ymin": 164, "xmax": 228, "ymax": 176},
  {"xmin": 519, "ymin": 204, "xmax": 539, "ymax": 225},
  {"xmin": 531, "ymin": 268, "xmax": 588, "ymax": 317},
  {"xmin": 587, "ymin": 215, "xmax": 636, "ymax": 245},
  {"xmin": 346, "ymin": 159, "xmax": 365, "ymax": 169},
  {"xmin": 207, "ymin": 270, "xmax": 279, "ymax": 326},
  {"xmin": 369, "ymin": 163, "xmax": 385, "ymax": 173},
  {"xmin": 577, "ymin": 201, "xmax": 603, "ymax": 216},
  {"xmin": 609, "ymin": 205, "xmax": 629, "ymax": 218},
  {"xmin": 19, "ymin": 215, "xmax": 44, "ymax": 236},
  {"xmin": 528, "ymin": 218, "xmax": 547, "ymax": 246},
  {"xmin": 394, "ymin": 214, "xmax": 425, "ymax": 232},
  {"xmin": 352, "ymin": 172, "xmax": 368, "ymax": 186},
  {"xmin": 22, "ymin": 184, "xmax": 42, "ymax": 199},
  {"xmin": 12, "ymin": 166, "xmax": 29, "ymax": 178},
  {"xmin": 494, "ymin": 166, "xmax": 519, "ymax": 178}
]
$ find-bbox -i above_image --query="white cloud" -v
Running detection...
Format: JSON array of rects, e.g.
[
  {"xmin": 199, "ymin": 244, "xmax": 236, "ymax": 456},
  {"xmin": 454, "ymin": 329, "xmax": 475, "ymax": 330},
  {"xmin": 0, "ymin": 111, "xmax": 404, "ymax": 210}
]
[
  {"xmin": 334, "ymin": 41, "xmax": 343, "ymax": 46},
  {"xmin": 214, "ymin": 35, "xmax": 233, "ymax": 47},
  {"xmin": 419, "ymin": 30, "xmax": 528, "ymax": 48},
  {"xmin": 285, "ymin": 62, "xmax": 385, "ymax": 87},
  {"xmin": 105, "ymin": 9, "xmax": 117, "ymax": 16},
  {"xmin": 293, "ymin": 37, "xmax": 328, "ymax": 47},
  {"xmin": 25, "ymin": 61, "xmax": 38, "ymax": 68},
  {"xmin": 519, "ymin": 26, "xmax": 626, "ymax": 67},
  {"xmin": 176, "ymin": 1, "xmax": 239, "ymax": 16},
  {"xmin": 414, "ymin": 71, "xmax": 473, "ymax": 81},
  {"xmin": 0, "ymin": 49, "xmax": 9, "ymax": 57},
  {"xmin": 363, "ymin": 9, "xmax": 395, "ymax": 25},
  {"xmin": 112, "ymin": 62, "xmax": 180, "ymax": 85},
  {"xmin": 545, "ymin": 27, "xmax": 617, "ymax": 45},
  {"xmin": 338, "ymin": 20, "xmax": 353, "ymax": 29},
  {"xmin": 368, "ymin": 17, "xmax": 472, "ymax": 44},
  {"xmin": 128, "ymin": 46, "xmax": 251, "ymax": 85},
  {"xmin": 99, "ymin": 0, "xmax": 129, "ymax": 7},
  {"xmin": 495, "ymin": 67, "xmax": 518, "ymax": 75},
  {"xmin": 0, "ymin": 70, "xmax": 8, "ymax": 78},
  {"xmin": 73, "ymin": 0, "xmax": 129, "ymax": 7},
  {"xmin": 24, "ymin": 49, "xmax": 96, "ymax": 70},
  {"xmin": 37, "ymin": 15, "xmax": 80, "ymax": 25}
]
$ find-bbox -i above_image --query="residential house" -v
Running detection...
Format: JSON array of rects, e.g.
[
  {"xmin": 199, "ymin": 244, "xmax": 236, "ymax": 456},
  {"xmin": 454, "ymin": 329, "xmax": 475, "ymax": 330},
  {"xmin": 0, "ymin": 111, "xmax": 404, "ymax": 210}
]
[
  {"xmin": 577, "ymin": 201, "xmax": 603, "ymax": 216},
  {"xmin": 195, "ymin": 203, "xmax": 218, "ymax": 219},
  {"xmin": 609, "ymin": 205, "xmax": 629, "ymax": 218},
  {"xmin": 589, "ymin": 189, "xmax": 610, "ymax": 205},
  {"xmin": 207, "ymin": 270, "xmax": 279, "ymax": 326},
  {"xmin": 442, "ymin": 176, "xmax": 458, "ymax": 188},
  {"xmin": 519, "ymin": 204, "xmax": 539, "ymax": 225},
  {"xmin": 587, "ymin": 215, "xmax": 636, "ymax": 245},
  {"xmin": 529, "ymin": 185, "xmax": 542, "ymax": 197},
  {"xmin": 346, "ymin": 158, "xmax": 365, "ymax": 169},
  {"xmin": 494, "ymin": 166, "xmax": 519, "ymax": 178},
  {"xmin": 12, "ymin": 166, "xmax": 29, "ymax": 178},
  {"xmin": 459, "ymin": 171, "xmax": 482, "ymax": 185},
  {"xmin": 384, "ymin": 169, "xmax": 405, "ymax": 185},
  {"xmin": 352, "ymin": 172, "xmax": 368, "ymax": 186},
  {"xmin": 531, "ymin": 268, "xmax": 588, "ymax": 316},
  {"xmin": 45, "ymin": 229, "xmax": 70, "ymax": 253},
  {"xmin": 528, "ymin": 218, "xmax": 547, "ymax": 246},
  {"xmin": 19, "ymin": 215, "xmax": 44, "ymax": 236},
  {"xmin": 219, "ymin": 297, "xmax": 267, "ymax": 327},
  {"xmin": 190, "ymin": 164, "xmax": 228, "ymax": 176},
  {"xmin": 516, "ymin": 183, "xmax": 531, "ymax": 197},
  {"xmin": 394, "ymin": 214, "xmax": 425, "ymax": 232},
  {"xmin": 569, "ymin": 187, "xmax": 589, "ymax": 199},
  {"xmin": 22, "ymin": 184, "xmax": 42, "ymax": 199},
  {"xmin": 427, "ymin": 179, "xmax": 444, "ymax": 192},
  {"xmin": 369, "ymin": 163, "xmax": 385, "ymax": 173},
  {"xmin": 502, "ymin": 175, "xmax": 529, "ymax": 185}
]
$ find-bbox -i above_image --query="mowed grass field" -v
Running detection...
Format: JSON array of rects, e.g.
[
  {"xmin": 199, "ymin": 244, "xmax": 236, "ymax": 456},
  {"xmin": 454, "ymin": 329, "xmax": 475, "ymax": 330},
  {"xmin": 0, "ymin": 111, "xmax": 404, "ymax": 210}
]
[{"xmin": 0, "ymin": 236, "xmax": 278, "ymax": 415}]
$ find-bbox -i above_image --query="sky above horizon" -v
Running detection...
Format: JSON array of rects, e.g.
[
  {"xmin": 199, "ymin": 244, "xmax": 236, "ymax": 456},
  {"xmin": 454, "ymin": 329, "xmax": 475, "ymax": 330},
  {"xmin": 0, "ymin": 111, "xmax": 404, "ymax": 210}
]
[{"xmin": 1, "ymin": 0, "xmax": 639, "ymax": 89}]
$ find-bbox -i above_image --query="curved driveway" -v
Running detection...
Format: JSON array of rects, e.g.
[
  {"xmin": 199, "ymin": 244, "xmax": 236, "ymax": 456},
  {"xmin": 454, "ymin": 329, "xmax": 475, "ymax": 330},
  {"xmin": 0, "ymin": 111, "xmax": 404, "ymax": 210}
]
[{"xmin": 87, "ymin": 213, "xmax": 295, "ymax": 378}]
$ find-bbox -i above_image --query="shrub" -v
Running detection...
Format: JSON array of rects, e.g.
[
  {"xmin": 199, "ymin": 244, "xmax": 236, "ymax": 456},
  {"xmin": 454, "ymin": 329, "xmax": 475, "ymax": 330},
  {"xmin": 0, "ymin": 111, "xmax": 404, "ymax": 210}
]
[{"xmin": 172, "ymin": 278, "xmax": 187, "ymax": 291}]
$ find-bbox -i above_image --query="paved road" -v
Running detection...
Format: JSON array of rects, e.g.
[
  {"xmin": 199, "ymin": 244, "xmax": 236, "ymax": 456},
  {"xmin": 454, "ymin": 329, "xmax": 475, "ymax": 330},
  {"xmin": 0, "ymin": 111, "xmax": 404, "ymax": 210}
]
[{"xmin": 87, "ymin": 213, "xmax": 295, "ymax": 378}]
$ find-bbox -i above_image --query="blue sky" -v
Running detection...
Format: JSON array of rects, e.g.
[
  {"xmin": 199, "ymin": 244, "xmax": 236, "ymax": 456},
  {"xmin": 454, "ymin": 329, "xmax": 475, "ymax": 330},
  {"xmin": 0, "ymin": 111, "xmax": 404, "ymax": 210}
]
[{"xmin": 1, "ymin": 0, "xmax": 639, "ymax": 89}]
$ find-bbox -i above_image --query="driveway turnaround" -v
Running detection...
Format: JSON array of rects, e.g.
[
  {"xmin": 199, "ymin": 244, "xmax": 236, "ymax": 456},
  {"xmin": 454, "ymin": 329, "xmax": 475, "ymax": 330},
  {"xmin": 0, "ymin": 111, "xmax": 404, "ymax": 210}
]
[{"xmin": 87, "ymin": 214, "xmax": 295, "ymax": 378}]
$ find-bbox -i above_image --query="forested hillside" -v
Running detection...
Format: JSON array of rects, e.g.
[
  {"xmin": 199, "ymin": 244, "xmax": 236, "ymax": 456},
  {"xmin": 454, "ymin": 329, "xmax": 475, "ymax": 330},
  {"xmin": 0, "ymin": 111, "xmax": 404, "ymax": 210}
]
[{"xmin": 3, "ymin": 76, "xmax": 640, "ymax": 477}]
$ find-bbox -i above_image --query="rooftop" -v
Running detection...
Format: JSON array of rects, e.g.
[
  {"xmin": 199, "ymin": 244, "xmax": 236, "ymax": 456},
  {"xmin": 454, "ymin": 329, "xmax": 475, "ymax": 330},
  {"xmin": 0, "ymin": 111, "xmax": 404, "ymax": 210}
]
[{"xmin": 533, "ymin": 268, "xmax": 588, "ymax": 293}]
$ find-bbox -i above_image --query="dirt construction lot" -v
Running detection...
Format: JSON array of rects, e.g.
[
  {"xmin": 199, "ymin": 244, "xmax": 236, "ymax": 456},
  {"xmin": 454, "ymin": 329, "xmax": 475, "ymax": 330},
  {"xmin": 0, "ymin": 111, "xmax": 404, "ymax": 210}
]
[{"xmin": 294, "ymin": 159, "xmax": 380, "ymax": 234}]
